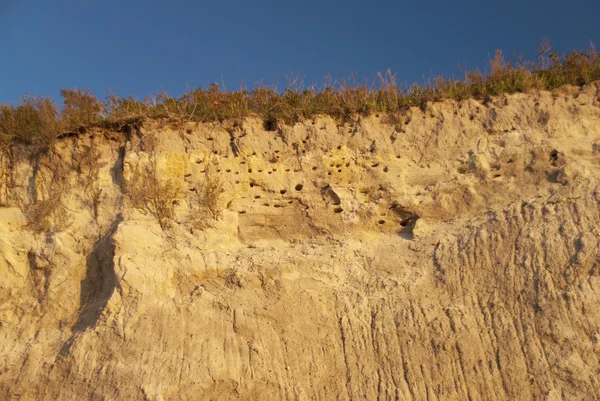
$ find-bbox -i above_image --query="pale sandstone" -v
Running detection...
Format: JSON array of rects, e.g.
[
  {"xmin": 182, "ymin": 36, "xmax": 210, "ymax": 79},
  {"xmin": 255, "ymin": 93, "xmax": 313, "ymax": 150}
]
[{"xmin": 1, "ymin": 83, "xmax": 600, "ymax": 400}]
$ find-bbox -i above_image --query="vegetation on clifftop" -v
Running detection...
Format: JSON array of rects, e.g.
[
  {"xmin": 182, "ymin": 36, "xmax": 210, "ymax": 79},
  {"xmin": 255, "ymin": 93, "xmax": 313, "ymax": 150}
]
[{"xmin": 1, "ymin": 43, "xmax": 600, "ymax": 152}]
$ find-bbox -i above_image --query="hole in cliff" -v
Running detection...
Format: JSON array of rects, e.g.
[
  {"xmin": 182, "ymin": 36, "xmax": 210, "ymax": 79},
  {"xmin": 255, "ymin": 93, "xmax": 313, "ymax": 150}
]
[
  {"xmin": 248, "ymin": 169, "xmax": 252, "ymax": 173},
  {"xmin": 235, "ymin": 180, "xmax": 240, "ymax": 184},
  {"xmin": 254, "ymin": 195, "xmax": 261, "ymax": 199},
  {"xmin": 263, "ymin": 117, "xmax": 278, "ymax": 131},
  {"xmin": 238, "ymin": 210, "xmax": 246, "ymax": 214},
  {"xmin": 280, "ymin": 189, "xmax": 287, "ymax": 194},
  {"xmin": 274, "ymin": 204, "xmax": 283, "ymax": 208},
  {"xmin": 322, "ymin": 186, "xmax": 341, "ymax": 206},
  {"xmin": 268, "ymin": 171, "xmax": 272, "ymax": 174},
  {"xmin": 337, "ymin": 169, "xmax": 342, "ymax": 173},
  {"xmin": 371, "ymin": 163, "xmax": 379, "ymax": 168},
  {"xmin": 226, "ymin": 169, "xmax": 231, "ymax": 173},
  {"xmin": 263, "ymin": 202, "xmax": 270, "ymax": 207},
  {"xmin": 337, "ymin": 145, "xmax": 342, "ymax": 150},
  {"xmin": 274, "ymin": 150, "xmax": 280, "ymax": 153},
  {"xmin": 312, "ymin": 166, "xmax": 317, "ymax": 170},
  {"xmin": 288, "ymin": 200, "xmax": 293, "ymax": 204},
  {"xmin": 378, "ymin": 220, "xmax": 385, "ymax": 225},
  {"xmin": 285, "ymin": 168, "xmax": 290, "ymax": 172},
  {"xmin": 207, "ymin": 137, "xmax": 214, "ymax": 141},
  {"xmin": 195, "ymin": 159, "xmax": 203, "ymax": 164},
  {"xmin": 295, "ymin": 184, "xmax": 303, "ymax": 191},
  {"xmin": 258, "ymin": 169, "xmax": 263, "ymax": 173},
  {"xmin": 333, "ymin": 207, "xmax": 344, "ymax": 213},
  {"xmin": 389, "ymin": 206, "xmax": 419, "ymax": 240},
  {"xmin": 546, "ymin": 170, "xmax": 559, "ymax": 183},
  {"xmin": 383, "ymin": 166, "xmax": 389, "ymax": 173},
  {"xmin": 240, "ymin": 161, "xmax": 246, "ymax": 165},
  {"xmin": 250, "ymin": 183, "xmax": 255, "ymax": 188}
]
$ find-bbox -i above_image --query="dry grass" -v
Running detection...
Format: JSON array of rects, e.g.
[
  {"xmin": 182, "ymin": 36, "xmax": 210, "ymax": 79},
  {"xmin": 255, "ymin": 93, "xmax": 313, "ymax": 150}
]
[
  {"xmin": 25, "ymin": 196, "xmax": 70, "ymax": 233},
  {"xmin": 125, "ymin": 157, "xmax": 180, "ymax": 229},
  {"xmin": 187, "ymin": 168, "xmax": 223, "ymax": 231},
  {"xmin": 24, "ymin": 156, "xmax": 71, "ymax": 233},
  {"xmin": 72, "ymin": 143, "xmax": 105, "ymax": 221},
  {"xmin": 1, "ymin": 43, "xmax": 599, "ymax": 152},
  {"xmin": 126, "ymin": 154, "xmax": 223, "ymax": 231}
]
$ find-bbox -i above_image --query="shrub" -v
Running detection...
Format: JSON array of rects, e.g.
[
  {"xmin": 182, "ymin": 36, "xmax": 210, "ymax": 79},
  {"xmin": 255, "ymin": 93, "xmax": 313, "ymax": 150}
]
[
  {"xmin": 60, "ymin": 88, "xmax": 104, "ymax": 130},
  {"xmin": 105, "ymin": 93, "xmax": 151, "ymax": 121},
  {"xmin": 0, "ymin": 96, "xmax": 61, "ymax": 150}
]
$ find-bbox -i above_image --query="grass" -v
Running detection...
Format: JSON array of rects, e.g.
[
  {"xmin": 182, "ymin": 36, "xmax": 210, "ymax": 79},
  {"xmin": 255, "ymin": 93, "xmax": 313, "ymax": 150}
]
[{"xmin": 1, "ymin": 43, "xmax": 599, "ymax": 153}]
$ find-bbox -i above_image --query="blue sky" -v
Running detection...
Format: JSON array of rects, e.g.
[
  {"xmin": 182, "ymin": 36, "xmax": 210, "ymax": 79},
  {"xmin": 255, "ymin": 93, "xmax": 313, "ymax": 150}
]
[{"xmin": 1, "ymin": 0, "xmax": 598, "ymax": 103}]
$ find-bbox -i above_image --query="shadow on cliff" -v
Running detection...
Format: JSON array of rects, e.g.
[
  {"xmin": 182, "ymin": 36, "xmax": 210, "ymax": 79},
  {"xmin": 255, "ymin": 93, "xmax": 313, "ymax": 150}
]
[{"xmin": 56, "ymin": 213, "xmax": 123, "ymax": 359}]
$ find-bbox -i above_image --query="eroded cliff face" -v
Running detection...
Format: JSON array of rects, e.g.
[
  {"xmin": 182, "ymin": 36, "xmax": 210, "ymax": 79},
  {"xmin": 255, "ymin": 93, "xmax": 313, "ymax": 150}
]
[{"xmin": 1, "ymin": 83, "xmax": 600, "ymax": 400}]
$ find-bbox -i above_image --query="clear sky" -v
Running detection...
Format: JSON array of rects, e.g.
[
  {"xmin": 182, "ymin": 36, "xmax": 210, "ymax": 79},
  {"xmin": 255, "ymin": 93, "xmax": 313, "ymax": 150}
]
[{"xmin": 1, "ymin": 0, "xmax": 598, "ymax": 103}]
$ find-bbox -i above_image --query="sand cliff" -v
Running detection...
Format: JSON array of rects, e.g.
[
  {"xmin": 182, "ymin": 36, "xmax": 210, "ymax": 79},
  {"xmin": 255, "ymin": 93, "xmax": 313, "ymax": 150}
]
[{"xmin": 1, "ymin": 83, "xmax": 600, "ymax": 400}]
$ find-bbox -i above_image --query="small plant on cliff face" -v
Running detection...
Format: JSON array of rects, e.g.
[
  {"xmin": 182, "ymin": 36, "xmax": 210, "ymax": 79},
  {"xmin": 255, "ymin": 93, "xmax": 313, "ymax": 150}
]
[
  {"xmin": 25, "ymin": 196, "xmax": 70, "ymax": 233},
  {"xmin": 24, "ymin": 158, "xmax": 71, "ymax": 233},
  {"xmin": 125, "ymin": 158, "xmax": 180, "ymax": 229},
  {"xmin": 187, "ymin": 169, "xmax": 223, "ymax": 231}
]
